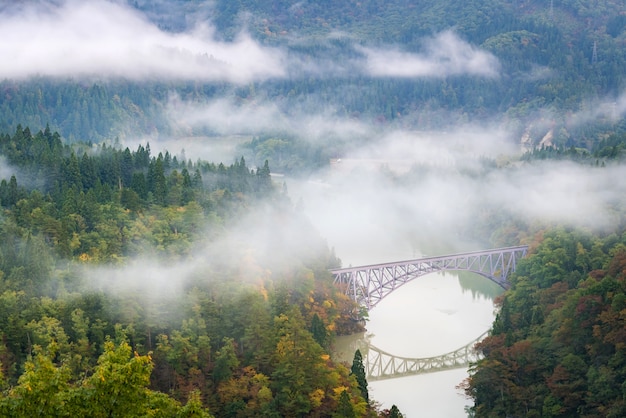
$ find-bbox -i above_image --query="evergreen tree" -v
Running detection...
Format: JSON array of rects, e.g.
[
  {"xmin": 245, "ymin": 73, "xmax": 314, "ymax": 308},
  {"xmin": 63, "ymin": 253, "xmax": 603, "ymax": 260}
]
[
  {"xmin": 350, "ymin": 349, "xmax": 368, "ymax": 402},
  {"xmin": 388, "ymin": 404, "xmax": 403, "ymax": 418},
  {"xmin": 180, "ymin": 168, "xmax": 194, "ymax": 205},
  {"xmin": 334, "ymin": 389, "xmax": 356, "ymax": 418},
  {"xmin": 80, "ymin": 153, "xmax": 97, "ymax": 190},
  {"xmin": 256, "ymin": 159, "xmax": 272, "ymax": 195},
  {"xmin": 150, "ymin": 155, "xmax": 167, "ymax": 206},
  {"xmin": 120, "ymin": 147, "xmax": 134, "ymax": 187},
  {"xmin": 131, "ymin": 172, "xmax": 148, "ymax": 200},
  {"xmin": 310, "ymin": 313, "xmax": 328, "ymax": 349},
  {"xmin": 63, "ymin": 152, "xmax": 82, "ymax": 191},
  {"xmin": 213, "ymin": 337, "xmax": 239, "ymax": 385}
]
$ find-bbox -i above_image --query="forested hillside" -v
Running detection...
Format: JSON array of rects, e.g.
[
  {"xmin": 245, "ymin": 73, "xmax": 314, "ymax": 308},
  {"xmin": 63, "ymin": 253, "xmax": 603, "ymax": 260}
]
[
  {"xmin": 463, "ymin": 228, "xmax": 626, "ymax": 417},
  {"xmin": 2, "ymin": 0, "xmax": 625, "ymax": 157},
  {"xmin": 457, "ymin": 142, "xmax": 626, "ymax": 417},
  {"xmin": 1, "ymin": 0, "xmax": 626, "ymax": 416},
  {"xmin": 0, "ymin": 126, "xmax": 379, "ymax": 416}
]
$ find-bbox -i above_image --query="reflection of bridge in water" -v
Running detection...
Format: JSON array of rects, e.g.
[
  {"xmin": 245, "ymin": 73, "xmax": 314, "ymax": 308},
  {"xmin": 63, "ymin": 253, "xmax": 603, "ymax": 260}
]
[
  {"xmin": 331, "ymin": 246, "xmax": 528, "ymax": 380},
  {"xmin": 362, "ymin": 331, "xmax": 488, "ymax": 381}
]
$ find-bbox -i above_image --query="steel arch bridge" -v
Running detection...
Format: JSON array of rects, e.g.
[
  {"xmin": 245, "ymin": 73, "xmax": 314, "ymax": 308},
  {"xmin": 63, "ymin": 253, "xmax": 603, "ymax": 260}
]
[
  {"xmin": 364, "ymin": 331, "xmax": 488, "ymax": 381},
  {"xmin": 331, "ymin": 246, "xmax": 528, "ymax": 310}
]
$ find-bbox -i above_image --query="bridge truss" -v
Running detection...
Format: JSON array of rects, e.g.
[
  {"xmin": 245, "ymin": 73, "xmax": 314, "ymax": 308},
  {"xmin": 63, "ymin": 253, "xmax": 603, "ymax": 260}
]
[
  {"xmin": 364, "ymin": 331, "xmax": 488, "ymax": 381},
  {"xmin": 331, "ymin": 246, "xmax": 528, "ymax": 309}
]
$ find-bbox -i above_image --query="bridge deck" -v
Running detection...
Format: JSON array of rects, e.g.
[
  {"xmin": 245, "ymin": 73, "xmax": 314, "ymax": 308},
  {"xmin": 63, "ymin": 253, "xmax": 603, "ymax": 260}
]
[{"xmin": 331, "ymin": 245, "xmax": 528, "ymax": 273}]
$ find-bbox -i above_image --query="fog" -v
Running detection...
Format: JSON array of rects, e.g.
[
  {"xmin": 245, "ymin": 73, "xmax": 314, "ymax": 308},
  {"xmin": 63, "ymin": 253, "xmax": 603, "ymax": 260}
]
[
  {"xmin": 359, "ymin": 31, "xmax": 501, "ymax": 78},
  {"xmin": 0, "ymin": 1, "xmax": 502, "ymax": 82},
  {"xmin": 0, "ymin": 156, "xmax": 16, "ymax": 181},
  {"xmin": 114, "ymin": 90, "xmax": 626, "ymax": 279},
  {"xmin": 81, "ymin": 199, "xmax": 331, "ymax": 304},
  {"xmin": 2, "ymin": 3, "xmax": 624, "ymax": 417},
  {"xmin": 0, "ymin": 0, "xmax": 285, "ymax": 83},
  {"xmin": 565, "ymin": 91, "xmax": 626, "ymax": 127},
  {"xmin": 165, "ymin": 94, "xmax": 372, "ymax": 140},
  {"xmin": 3, "ymin": 0, "xmax": 624, "ymax": 333},
  {"xmin": 290, "ymin": 154, "xmax": 626, "ymax": 267},
  {"xmin": 138, "ymin": 87, "xmax": 626, "ymax": 266}
]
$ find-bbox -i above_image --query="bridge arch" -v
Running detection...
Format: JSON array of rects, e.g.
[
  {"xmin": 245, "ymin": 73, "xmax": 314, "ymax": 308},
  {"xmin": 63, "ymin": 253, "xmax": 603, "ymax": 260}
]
[{"xmin": 331, "ymin": 246, "xmax": 528, "ymax": 310}]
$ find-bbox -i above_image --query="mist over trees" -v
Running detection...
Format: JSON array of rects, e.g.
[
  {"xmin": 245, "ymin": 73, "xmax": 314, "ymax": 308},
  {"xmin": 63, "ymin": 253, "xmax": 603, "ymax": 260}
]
[
  {"xmin": 1, "ymin": 0, "xmax": 626, "ymax": 416},
  {"xmin": 2, "ymin": 0, "xmax": 626, "ymax": 156},
  {"xmin": 0, "ymin": 125, "xmax": 371, "ymax": 416}
]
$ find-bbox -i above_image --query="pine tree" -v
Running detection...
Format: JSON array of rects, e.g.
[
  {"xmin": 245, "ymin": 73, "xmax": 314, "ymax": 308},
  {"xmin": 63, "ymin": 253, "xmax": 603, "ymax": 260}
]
[
  {"xmin": 310, "ymin": 313, "xmax": 328, "ymax": 349},
  {"xmin": 213, "ymin": 338, "xmax": 239, "ymax": 384},
  {"xmin": 350, "ymin": 349, "xmax": 368, "ymax": 402},
  {"xmin": 149, "ymin": 155, "xmax": 167, "ymax": 206},
  {"xmin": 7, "ymin": 175, "xmax": 18, "ymax": 206},
  {"xmin": 389, "ymin": 404, "xmax": 403, "ymax": 418},
  {"xmin": 64, "ymin": 152, "xmax": 82, "ymax": 191},
  {"xmin": 334, "ymin": 389, "xmax": 356, "ymax": 418},
  {"xmin": 256, "ymin": 159, "xmax": 272, "ymax": 195}
]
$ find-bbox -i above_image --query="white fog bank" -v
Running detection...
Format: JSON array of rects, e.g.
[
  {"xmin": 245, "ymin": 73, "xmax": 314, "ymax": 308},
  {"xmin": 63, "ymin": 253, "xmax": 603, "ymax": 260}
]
[{"xmin": 0, "ymin": 0, "xmax": 285, "ymax": 83}]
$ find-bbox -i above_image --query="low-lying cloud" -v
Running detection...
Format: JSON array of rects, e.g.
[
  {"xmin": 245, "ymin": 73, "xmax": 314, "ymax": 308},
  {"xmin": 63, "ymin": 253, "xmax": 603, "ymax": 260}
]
[
  {"xmin": 293, "ymin": 158, "xmax": 626, "ymax": 267},
  {"xmin": 165, "ymin": 94, "xmax": 372, "ymax": 140},
  {"xmin": 0, "ymin": 2, "xmax": 502, "ymax": 83},
  {"xmin": 0, "ymin": 156, "xmax": 17, "ymax": 181},
  {"xmin": 349, "ymin": 126, "xmax": 518, "ymax": 167},
  {"xmin": 0, "ymin": 0, "xmax": 285, "ymax": 83},
  {"xmin": 360, "ymin": 31, "xmax": 500, "ymax": 78},
  {"xmin": 565, "ymin": 91, "xmax": 626, "ymax": 127}
]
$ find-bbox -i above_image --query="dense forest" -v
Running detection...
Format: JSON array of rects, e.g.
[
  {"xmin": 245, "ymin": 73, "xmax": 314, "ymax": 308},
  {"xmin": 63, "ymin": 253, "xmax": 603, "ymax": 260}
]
[
  {"xmin": 462, "ymin": 228, "xmax": 626, "ymax": 417},
  {"xmin": 2, "ymin": 0, "xmax": 626, "ymax": 168},
  {"xmin": 0, "ymin": 126, "xmax": 390, "ymax": 416},
  {"xmin": 1, "ymin": 0, "xmax": 626, "ymax": 416},
  {"xmin": 457, "ymin": 136, "xmax": 626, "ymax": 417}
]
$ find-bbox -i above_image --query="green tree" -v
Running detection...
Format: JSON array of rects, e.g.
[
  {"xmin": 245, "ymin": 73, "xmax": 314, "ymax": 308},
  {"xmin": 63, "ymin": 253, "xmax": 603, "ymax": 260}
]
[
  {"xmin": 310, "ymin": 313, "xmax": 329, "ymax": 349},
  {"xmin": 213, "ymin": 337, "xmax": 239, "ymax": 385},
  {"xmin": 7, "ymin": 175, "xmax": 18, "ymax": 206},
  {"xmin": 176, "ymin": 390, "xmax": 214, "ymax": 418},
  {"xmin": 0, "ymin": 348, "xmax": 71, "ymax": 417},
  {"xmin": 333, "ymin": 389, "xmax": 355, "ymax": 418},
  {"xmin": 271, "ymin": 309, "xmax": 329, "ymax": 417},
  {"xmin": 255, "ymin": 159, "xmax": 272, "ymax": 195},
  {"xmin": 63, "ymin": 152, "xmax": 82, "ymax": 191},
  {"xmin": 149, "ymin": 155, "xmax": 167, "ymax": 206},
  {"xmin": 131, "ymin": 172, "xmax": 148, "ymax": 200},
  {"xmin": 350, "ymin": 349, "xmax": 368, "ymax": 402},
  {"xmin": 388, "ymin": 404, "xmax": 404, "ymax": 418},
  {"xmin": 69, "ymin": 340, "xmax": 155, "ymax": 417}
]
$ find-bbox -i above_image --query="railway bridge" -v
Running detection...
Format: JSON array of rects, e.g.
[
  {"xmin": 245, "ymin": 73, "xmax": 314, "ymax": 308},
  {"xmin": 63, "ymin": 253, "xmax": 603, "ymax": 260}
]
[
  {"xmin": 331, "ymin": 245, "xmax": 528, "ymax": 379},
  {"xmin": 331, "ymin": 246, "xmax": 528, "ymax": 310}
]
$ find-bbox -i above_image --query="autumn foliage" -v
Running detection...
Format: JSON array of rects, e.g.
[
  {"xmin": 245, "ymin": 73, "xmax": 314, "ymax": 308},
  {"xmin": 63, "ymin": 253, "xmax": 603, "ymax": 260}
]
[{"xmin": 465, "ymin": 228, "xmax": 626, "ymax": 417}]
